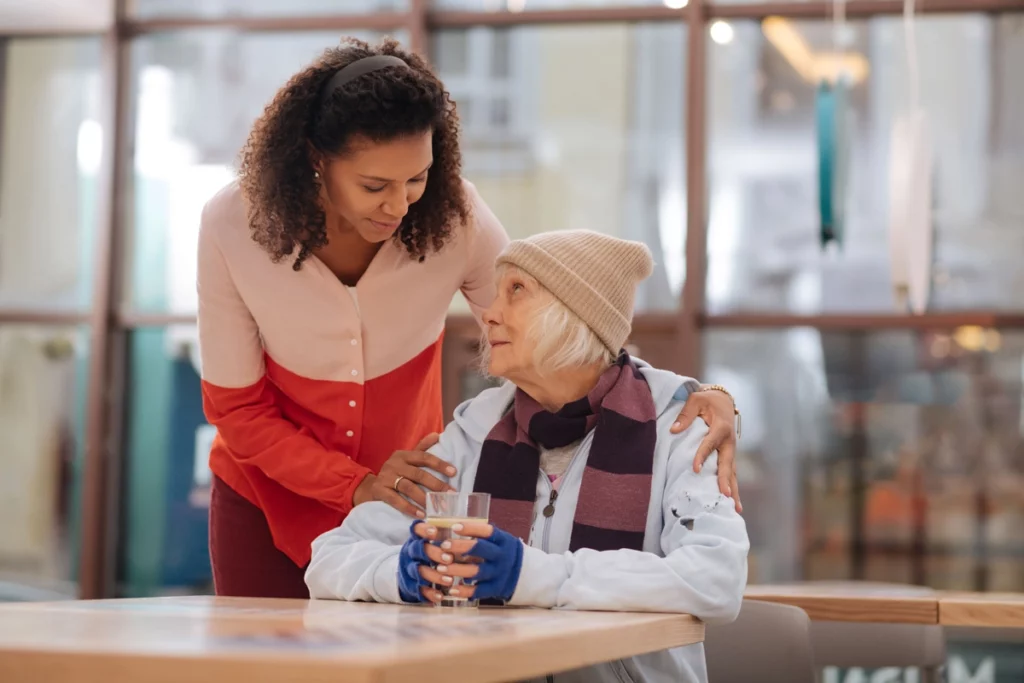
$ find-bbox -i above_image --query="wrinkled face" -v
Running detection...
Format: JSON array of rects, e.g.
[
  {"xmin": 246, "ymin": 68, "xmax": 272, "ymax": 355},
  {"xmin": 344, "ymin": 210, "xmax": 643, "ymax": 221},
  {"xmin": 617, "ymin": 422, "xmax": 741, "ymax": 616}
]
[
  {"xmin": 317, "ymin": 131, "xmax": 433, "ymax": 243},
  {"xmin": 482, "ymin": 267, "xmax": 551, "ymax": 381}
]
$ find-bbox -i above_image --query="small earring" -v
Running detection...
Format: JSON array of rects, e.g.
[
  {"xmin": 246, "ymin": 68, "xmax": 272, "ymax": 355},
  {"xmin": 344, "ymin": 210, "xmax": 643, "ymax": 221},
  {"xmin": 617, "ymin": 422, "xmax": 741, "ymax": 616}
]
[{"xmin": 314, "ymin": 170, "xmax": 321, "ymax": 179}]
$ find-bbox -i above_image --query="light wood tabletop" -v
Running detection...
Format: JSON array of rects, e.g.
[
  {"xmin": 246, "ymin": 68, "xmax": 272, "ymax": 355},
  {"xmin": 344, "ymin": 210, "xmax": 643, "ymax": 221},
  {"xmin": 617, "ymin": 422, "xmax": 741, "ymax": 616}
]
[
  {"xmin": 746, "ymin": 583, "xmax": 1024, "ymax": 629},
  {"xmin": 745, "ymin": 582, "xmax": 940, "ymax": 624},
  {"xmin": 0, "ymin": 596, "xmax": 704, "ymax": 683},
  {"xmin": 938, "ymin": 592, "xmax": 1024, "ymax": 629}
]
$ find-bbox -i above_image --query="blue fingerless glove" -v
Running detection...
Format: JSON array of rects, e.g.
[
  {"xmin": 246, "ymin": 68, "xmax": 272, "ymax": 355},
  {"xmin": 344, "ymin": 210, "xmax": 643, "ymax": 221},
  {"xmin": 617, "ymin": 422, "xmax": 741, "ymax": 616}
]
[
  {"xmin": 465, "ymin": 525, "xmax": 524, "ymax": 603},
  {"xmin": 397, "ymin": 521, "xmax": 431, "ymax": 603}
]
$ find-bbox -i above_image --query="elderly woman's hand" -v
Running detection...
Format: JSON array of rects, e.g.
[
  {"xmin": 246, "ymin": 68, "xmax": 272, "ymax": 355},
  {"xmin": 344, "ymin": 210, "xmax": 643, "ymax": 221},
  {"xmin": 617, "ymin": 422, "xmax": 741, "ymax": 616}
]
[
  {"xmin": 406, "ymin": 521, "xmax": 523, "ymax": 604},
  {"xmin": 670, "ymin": 386, "xmax": 742, "ymax": 513},
  {"xmin": 352, "ymin": 433, "xmax": 457, "ymax": 518}
]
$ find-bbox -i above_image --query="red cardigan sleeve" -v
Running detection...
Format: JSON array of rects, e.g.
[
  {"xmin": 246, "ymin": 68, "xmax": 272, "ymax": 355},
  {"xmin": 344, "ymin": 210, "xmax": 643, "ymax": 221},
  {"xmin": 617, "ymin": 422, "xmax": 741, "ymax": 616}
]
[{"xmin": 196, "ymin": 200, "xmax": 371, "ymax": 514}]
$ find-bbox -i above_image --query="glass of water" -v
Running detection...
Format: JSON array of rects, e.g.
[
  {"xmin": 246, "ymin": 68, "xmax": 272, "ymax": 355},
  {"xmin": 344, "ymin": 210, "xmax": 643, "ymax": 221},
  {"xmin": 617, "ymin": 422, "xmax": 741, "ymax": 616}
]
[{"xmin": 424, "ymin": 491, "xmax": 491, "ymax": 608}]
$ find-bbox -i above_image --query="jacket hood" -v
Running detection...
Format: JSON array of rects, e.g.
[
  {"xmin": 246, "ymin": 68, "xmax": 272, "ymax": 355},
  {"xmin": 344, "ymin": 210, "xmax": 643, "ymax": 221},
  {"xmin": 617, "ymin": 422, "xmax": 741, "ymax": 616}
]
[{"xmin": 451, "ymin": 357, "xmax": 695, "ymax": 444}]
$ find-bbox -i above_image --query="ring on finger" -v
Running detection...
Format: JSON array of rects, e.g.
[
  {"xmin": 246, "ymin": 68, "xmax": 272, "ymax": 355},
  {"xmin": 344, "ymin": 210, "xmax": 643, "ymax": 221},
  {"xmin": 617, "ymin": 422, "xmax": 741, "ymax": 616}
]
[{"xmin": 392, "ymin": 475, "xmax": 405, "ymax": 491}]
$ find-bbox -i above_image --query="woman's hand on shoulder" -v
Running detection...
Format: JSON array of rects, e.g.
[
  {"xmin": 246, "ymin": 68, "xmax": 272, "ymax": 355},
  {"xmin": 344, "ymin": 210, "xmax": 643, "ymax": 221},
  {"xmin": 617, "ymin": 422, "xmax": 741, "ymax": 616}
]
[
  {"xmin": 352, "ymin": 433, "xmax": 457, "ymax": 517},
  {"xmin": 670, "ymin": 386, "xmax": 742, "ymax": 513}
]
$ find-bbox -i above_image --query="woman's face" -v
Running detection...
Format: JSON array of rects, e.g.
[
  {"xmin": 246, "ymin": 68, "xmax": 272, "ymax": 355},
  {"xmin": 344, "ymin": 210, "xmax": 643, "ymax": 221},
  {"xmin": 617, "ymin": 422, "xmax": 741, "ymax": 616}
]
[
  {"xmin": 483, "ymin": 268, "xmax": 549, "ymax": 381},
  {"xmin": 317, "ymin": 131, "xmax": 433, "ymax": 244}
]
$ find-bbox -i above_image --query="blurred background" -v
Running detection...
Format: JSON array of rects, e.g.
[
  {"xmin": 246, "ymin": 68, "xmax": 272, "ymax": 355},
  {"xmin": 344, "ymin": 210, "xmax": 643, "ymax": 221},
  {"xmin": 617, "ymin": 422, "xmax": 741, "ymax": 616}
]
[{"xmin": 0, "ymin": 0, "xmax": 1022, "ymax": 637}]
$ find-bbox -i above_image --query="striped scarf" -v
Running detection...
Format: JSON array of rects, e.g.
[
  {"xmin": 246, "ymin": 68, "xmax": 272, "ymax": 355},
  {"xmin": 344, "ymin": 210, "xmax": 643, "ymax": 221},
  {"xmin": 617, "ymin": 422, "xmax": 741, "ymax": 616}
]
[{"xmin": 473, "ymin": 353, "xmax": 657, "ymax": 552}]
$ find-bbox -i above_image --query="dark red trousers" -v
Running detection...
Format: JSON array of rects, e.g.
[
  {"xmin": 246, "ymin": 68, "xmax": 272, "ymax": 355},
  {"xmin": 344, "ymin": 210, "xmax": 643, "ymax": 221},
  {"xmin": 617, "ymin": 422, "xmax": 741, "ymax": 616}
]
[{"xmin": 208, "ymin": 476, "xmax": 309, "ymax": 599}]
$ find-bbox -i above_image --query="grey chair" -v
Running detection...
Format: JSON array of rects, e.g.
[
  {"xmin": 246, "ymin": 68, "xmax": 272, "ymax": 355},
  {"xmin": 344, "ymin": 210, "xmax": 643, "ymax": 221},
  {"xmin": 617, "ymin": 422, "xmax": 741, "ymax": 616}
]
[
  {"xmin": 803, "ymin": 582, "xmax": 946, "ymax": 683},
  {"xmin": 705, "ymin": 599, "xmax": 818, "ymax": 683}
]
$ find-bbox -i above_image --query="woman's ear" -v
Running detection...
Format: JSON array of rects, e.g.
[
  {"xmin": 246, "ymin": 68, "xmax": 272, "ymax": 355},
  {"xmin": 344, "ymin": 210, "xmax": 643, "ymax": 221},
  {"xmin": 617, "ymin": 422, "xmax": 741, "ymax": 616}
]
[{"xmin": 307, "ymin": 143, "xmax": 325, "ymax": 179}]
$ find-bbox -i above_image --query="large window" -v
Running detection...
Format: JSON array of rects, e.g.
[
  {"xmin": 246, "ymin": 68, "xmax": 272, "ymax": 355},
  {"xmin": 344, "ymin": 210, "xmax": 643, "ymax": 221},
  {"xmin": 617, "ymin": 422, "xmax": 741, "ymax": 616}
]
[{"xmin": 1, "ymin": 0, "xmax": 1022, "ymax": 608}]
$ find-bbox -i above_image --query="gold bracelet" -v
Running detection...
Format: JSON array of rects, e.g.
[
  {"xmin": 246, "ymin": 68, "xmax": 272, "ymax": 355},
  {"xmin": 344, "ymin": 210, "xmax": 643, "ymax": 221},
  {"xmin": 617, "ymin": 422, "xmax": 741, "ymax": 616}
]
[
  {"xmin": 697, "ymin": 384, "xmax": 742, "ymax": 439},
  {"xmin": 698, "ymin": 383, "xmax": 734, "ymax": 406}
]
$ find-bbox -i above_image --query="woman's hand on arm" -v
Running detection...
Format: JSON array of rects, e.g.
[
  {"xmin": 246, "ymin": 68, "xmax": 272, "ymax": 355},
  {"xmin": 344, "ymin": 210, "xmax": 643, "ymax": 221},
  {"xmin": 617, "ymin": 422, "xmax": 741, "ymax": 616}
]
[
  {"xmin": 670, "ymin": 386, "xmax": 742, "ymax": 513},
  {"xmin": 352, "ymin": 433, "xmax": 458, "ymax": 517}
]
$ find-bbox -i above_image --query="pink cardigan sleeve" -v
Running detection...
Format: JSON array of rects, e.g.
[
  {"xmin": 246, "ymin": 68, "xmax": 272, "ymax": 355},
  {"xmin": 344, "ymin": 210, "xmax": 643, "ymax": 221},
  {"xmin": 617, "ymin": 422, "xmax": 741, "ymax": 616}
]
[{"xmin": 459, "ymin": 181, "xmax": 510, "ymax": 321}]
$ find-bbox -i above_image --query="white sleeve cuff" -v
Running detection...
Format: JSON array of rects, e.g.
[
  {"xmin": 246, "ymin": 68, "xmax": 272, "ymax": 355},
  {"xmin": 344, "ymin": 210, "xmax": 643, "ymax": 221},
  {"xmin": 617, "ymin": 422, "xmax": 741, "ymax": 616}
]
[
  {"xmin": 372, "ymin": 553, "xmax": 403, "ymax": 604},
  {"xmin": 508, "ymin": 544, "xmax": 567, "ymax": 609}
]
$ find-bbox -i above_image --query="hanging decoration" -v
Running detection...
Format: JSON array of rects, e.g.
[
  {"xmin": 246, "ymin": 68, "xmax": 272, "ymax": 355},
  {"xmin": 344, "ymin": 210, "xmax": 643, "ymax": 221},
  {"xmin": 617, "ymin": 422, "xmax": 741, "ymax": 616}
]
[
  {"xmin": 887, "ymin": 0, "xmax": 934, "ymax": 314},
  {"xmin": 816, "ymin": 0, "xmax": 853, "ymax": 250},
  {"xmin": 816, "ymin": 81, "xmax": 838, "ymax": 249}
]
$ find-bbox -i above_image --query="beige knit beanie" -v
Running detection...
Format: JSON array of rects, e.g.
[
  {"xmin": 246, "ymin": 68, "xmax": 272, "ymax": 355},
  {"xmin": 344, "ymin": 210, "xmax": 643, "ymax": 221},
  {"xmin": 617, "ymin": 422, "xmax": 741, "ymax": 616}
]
[{"xmin": 496, "ymin": 230, "xmax": 654, "ymax": 355}]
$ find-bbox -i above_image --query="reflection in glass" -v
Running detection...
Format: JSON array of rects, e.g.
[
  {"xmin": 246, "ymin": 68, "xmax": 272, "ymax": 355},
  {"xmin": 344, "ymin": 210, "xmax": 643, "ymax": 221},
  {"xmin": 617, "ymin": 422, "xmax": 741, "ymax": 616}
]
[
  {"xmin": 129, "ymin": 0, "xmax": 407, "ymax": 18},
  {"xmin": 0, "ymin": 325, "xmax": 88, "ymax": 601},
  {"xmin": 126, "ymin": 30, "xmax": 401, "ymax": 316},
  {"xmin": 706, "ymin": 14, "xmax": 1024, "ymax": 313},
  {"xmin": 0, "ymin": 38, "xmax": 102, "ymax": 309},
  {"xmin": 433, "ymin": 23, "xmax": 687, "ymax": 313},
  {"xmin": 705, "ymin": 328, "xmax": 1024, "ymax": 591},
  {"xmin": 122, "ymin": 326, "xmax": 213, "ymax": 597}
]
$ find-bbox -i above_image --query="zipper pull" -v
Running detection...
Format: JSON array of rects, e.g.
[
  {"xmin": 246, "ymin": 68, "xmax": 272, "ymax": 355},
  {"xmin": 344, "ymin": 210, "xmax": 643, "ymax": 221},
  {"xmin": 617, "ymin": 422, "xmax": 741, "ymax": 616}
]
[{"xmin": 542, "ymin": 489, "xmax": 558, "ymax": 518}]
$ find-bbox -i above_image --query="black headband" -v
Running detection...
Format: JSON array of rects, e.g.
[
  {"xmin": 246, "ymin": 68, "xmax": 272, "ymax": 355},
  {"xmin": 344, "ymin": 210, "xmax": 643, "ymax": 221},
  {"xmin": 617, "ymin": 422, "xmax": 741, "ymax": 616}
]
[{"xmin": 320, "ymin": 55, "xmax": 410, "ymax": 103}]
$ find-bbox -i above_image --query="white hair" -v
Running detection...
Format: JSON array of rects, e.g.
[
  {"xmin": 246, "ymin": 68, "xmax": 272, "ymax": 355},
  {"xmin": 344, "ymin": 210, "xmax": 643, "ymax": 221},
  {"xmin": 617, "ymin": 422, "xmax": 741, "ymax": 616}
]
[{"xmin": 481, "ymin": 265, "xmax": 615, "ymax": 377}]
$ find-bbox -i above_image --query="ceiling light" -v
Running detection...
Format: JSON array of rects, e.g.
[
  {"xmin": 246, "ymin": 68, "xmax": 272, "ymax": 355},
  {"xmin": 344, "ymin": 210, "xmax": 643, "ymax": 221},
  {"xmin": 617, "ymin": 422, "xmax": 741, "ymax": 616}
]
[{"xmin": 710, "ymin": 20, "xmax": 734, "ymax": 45}]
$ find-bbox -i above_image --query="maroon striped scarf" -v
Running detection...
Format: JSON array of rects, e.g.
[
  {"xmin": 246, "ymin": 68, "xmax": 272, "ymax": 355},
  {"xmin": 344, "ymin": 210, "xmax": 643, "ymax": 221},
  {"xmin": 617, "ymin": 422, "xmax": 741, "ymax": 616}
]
[{"xmin": 473, "ymin": 353, "xmax": 657, "ymax": 552}]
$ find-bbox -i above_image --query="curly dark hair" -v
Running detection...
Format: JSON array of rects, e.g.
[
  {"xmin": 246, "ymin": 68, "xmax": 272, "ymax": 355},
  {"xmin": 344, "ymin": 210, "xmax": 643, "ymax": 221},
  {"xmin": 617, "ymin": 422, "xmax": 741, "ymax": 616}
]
[{"xmin": 238, "ymin": 37, "xmax": 468, "ymax": 270}]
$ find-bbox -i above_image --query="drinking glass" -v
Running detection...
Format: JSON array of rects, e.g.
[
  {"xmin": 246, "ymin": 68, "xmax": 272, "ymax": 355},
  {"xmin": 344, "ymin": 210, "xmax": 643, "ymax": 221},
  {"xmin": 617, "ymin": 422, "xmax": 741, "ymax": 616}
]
[{"xmin": 424, "ymin": 491, "xmax": 491, "ymax": 608}]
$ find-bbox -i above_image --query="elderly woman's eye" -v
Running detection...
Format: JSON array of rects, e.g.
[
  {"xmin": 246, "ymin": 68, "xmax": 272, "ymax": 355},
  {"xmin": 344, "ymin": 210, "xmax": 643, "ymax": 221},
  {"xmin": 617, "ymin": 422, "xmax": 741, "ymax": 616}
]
[{"xmin": 510, "ymin": 283, "xmax": 524, "ymax": 294}]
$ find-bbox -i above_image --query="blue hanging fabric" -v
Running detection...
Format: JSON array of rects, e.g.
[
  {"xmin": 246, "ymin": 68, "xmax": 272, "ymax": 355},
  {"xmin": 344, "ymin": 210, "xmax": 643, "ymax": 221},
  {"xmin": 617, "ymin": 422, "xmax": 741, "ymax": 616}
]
[
  {"xmin": 831, "ymin": 74, "xmax": 850, "ymax": 250},
  {"xmin": 816, "ymin": 81, "xmax": 838, "ymax": 249}
]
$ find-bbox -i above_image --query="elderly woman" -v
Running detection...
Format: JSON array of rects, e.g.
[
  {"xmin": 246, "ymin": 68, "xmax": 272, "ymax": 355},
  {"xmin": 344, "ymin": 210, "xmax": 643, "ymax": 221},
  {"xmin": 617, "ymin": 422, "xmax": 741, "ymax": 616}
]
[{"xmin": 305, "ymin": 231, "xmax": 749, "ymax": 683}]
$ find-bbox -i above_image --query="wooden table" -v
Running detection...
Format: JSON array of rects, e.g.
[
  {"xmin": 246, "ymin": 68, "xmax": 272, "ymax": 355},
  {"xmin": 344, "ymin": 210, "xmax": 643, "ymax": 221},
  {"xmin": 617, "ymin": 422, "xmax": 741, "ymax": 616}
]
[
  {"xmin": 0, "ymin": 596, "xmax": 704, "ymax": 683},
  {"xmin": 746, "ymin": 583, "xmax": 1024, "ymax": 629},
  {"xmin": 938, "ymin": 592, "xmax": 1024, "ymax": 628},
  {"xmin": 745, "ymin": 582, "xmax": 939, "ymax": 624}
]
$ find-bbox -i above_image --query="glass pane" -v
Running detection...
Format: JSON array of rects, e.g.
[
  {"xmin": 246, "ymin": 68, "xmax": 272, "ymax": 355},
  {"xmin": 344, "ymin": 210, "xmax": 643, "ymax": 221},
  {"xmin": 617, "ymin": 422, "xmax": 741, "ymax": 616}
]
[
  {"xmin": 0, "ymin": 0, "xmax": 112, "ymax": 31},
  {"xmin": 433, "ymin": 0, "xmax": 665, "ymax": 10},
  {"xmin": 434, "ymin": 23, "xmax": 687, "ymax": 314},
  {"xmin": 704, "ymin": 327, "xmax": 1024, "ymax": 591},
  {"xmin": 706, "ymin": 14, "xmax": 1024, "ymax": 314},
  {"xmin": 0, "ymin": 37, "xmax": 102, "ymax": 309},
  {"xmin": 0, "ymin": 324, "xmax": 88, "ymax": 601},
  {"xmin": 121, "ymin": 325, "xmax": 213, "ymax": 596},
  {"xmin": 710, "ymin": 0, "xmax": 815, "ymax": 4},
  {"xmin": 945, "ymin": 631, "xmax": 1024, "ymax": 683},
  {"xmin": 126, "ymin": 30, "xmax": 405, "ymax": 315},
  {"xmin": 129, "ymin": 0, "xmax": 408, "ymax": 18}
]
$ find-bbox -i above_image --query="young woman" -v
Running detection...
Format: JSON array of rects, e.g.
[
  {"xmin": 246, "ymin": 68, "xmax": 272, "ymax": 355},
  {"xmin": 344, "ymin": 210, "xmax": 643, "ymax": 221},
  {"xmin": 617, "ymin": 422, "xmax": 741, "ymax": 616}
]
[{"xmin": 198, "ymin": 37, "xmax": 741, "ymax": 599}]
